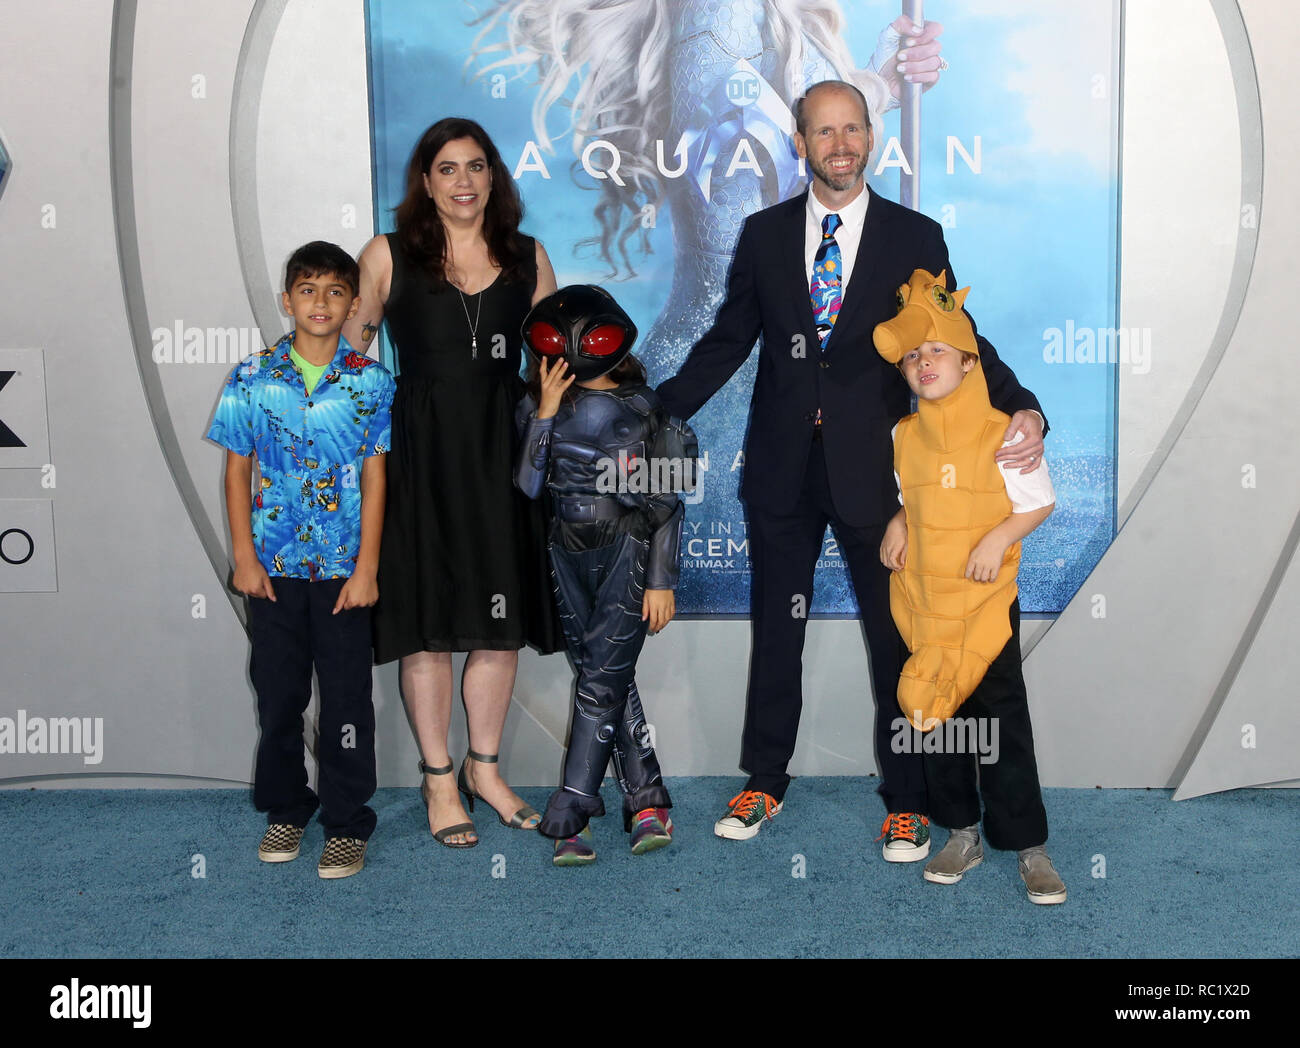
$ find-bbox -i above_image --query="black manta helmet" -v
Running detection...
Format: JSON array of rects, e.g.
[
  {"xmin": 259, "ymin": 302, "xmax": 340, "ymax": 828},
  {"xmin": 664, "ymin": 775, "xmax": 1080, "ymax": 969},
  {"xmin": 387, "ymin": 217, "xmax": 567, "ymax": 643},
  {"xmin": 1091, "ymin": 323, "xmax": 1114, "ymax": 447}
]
[{"xmin": 521, "ymin": 284, "xmax": 638, "ymax": 383}]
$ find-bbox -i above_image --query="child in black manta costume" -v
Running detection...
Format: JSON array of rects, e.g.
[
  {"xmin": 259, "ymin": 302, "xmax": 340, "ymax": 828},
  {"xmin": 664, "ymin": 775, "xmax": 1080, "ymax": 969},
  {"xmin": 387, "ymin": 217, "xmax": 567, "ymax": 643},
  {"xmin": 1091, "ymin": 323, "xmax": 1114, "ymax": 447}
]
[{"xmin": 515, "ymin": 285, "xmax": 697, "ymax": 865}]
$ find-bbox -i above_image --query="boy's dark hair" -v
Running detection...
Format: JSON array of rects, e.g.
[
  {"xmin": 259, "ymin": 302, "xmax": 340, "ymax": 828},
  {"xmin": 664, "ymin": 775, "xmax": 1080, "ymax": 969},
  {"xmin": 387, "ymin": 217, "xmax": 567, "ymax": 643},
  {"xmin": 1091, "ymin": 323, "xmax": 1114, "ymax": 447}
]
[{"xmin": 284, "ymin": 241, "xmax": 361, "ymax": 299}]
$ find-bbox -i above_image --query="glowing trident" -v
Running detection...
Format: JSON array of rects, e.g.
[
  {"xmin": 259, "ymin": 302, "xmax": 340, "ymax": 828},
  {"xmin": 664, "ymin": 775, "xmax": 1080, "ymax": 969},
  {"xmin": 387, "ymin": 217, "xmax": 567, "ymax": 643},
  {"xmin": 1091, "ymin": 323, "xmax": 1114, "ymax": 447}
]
[{"xmin": 899, "ymin": 0, "xmax": 923, "ymax": 210}]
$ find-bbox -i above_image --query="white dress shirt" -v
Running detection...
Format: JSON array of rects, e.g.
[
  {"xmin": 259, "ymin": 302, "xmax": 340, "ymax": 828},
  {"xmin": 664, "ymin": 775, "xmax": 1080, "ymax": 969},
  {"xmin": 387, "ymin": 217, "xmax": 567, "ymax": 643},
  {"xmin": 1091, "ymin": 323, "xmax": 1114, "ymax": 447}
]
[{"xmin": 804, "ymin": 181, "xmax": 870, "ymax": 288}]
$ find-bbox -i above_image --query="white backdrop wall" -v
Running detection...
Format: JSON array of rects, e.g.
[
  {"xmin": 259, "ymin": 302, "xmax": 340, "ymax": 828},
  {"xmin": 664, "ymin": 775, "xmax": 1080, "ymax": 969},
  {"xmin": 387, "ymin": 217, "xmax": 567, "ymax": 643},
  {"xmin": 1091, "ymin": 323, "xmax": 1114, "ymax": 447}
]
[{"xmin": 0, "ymin": 0, "xmax": 1292, "ymax": 797}]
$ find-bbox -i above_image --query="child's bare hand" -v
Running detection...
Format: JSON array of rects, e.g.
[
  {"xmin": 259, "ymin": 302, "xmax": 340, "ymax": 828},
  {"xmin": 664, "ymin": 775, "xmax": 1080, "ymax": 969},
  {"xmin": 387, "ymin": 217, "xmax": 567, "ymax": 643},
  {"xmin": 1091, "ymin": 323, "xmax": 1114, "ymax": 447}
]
[
  {"xmin": 234, "ymin": 559, "xmax": 276, "ymax": 601},
  {"xmin": 537, "ymin": 357, "xmax": 576, "ymax": 419},
  {"xmin": 335, "ymin": 572, "xmax": 378, "ymax": 613},
  {"xmin": 965, "ymin": 536, "xmax": 1006, "ymax": 583},
  {"xmin": 642, "ymin": 588, "xmax": 675, "ymax": 633},
  {"xmin": 880, "ymin": 513, "xmax": 907, "ymax": 571}
]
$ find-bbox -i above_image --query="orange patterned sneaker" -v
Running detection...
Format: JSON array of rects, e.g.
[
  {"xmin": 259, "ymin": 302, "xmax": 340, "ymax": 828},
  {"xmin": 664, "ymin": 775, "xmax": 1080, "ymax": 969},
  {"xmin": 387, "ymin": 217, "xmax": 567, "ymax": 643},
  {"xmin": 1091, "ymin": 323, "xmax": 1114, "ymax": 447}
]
[
  {"xmin": 714, "ymin": 790, "xmax": 782, "ymax": 841},
  {"xmin": 877, "ymin": 812, "xmax": 931, "ymax": 862}
]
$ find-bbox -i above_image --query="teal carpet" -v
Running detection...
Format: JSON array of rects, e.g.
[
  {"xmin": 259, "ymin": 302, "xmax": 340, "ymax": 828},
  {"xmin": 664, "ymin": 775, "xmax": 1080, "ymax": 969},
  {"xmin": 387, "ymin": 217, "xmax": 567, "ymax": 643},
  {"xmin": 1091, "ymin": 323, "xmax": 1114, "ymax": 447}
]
[{"xmin": 2, "ymin": 780, "xmax": 1294, "ymax": 958}]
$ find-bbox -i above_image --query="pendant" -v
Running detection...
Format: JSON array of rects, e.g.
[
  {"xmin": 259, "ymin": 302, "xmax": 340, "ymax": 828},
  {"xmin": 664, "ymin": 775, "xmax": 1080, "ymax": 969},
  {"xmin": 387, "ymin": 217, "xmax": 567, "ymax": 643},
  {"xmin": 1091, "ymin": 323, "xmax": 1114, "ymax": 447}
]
[{"xmin": 471, "ymin": 337, "xmax": 478, "ymax": 359}]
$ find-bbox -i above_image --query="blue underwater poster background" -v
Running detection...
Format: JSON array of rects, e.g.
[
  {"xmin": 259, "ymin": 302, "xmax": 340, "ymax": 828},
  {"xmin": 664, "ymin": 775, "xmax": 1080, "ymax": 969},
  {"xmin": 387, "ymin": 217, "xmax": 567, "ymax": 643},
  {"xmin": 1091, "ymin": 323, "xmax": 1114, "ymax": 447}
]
[{"xmin": 365, "ymin": 0, "xmax": 1121, "ymax": 617}]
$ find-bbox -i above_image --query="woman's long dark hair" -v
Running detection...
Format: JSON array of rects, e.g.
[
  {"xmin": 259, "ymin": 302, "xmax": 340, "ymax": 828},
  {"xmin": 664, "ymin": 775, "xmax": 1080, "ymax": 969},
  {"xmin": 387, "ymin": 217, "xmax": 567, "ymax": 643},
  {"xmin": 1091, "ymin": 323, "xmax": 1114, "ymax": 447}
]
[
  {"xmin": 525, "ymin": 354, "xmax": 647, "ymax": 410},
  {"xmin": 394, "ymin": 117, "xmax": 530, "ymax": 287}
]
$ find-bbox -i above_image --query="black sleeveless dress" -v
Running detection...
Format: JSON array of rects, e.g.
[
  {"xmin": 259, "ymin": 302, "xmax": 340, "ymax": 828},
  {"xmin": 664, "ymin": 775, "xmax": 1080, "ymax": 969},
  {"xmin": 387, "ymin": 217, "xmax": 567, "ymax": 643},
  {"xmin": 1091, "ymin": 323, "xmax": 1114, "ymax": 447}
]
[{"xmin": 373, "ymin": 232, "xmax": 562, "ymax": 660}]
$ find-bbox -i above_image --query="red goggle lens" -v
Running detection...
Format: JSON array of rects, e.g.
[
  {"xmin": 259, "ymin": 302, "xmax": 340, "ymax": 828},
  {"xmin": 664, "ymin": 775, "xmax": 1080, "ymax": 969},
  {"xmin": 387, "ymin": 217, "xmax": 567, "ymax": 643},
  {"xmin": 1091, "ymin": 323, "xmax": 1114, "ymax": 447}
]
[
  {"xmin": 528, "ymin": 321, "xmax": 566, "ymax": 356},
  {"xmin": 581, "ymin": 323, "xmax": 626, "ymax": 357}
]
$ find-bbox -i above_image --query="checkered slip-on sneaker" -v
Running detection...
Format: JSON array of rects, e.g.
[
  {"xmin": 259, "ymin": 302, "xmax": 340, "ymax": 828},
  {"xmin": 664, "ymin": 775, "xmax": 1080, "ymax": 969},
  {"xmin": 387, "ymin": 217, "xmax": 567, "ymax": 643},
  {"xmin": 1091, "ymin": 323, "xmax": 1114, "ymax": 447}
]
[
  {"xmin": 317, "ymin": 836, "xmax": 367, "ymax": 879},
  {"xmin": 258, "ymin": 823, "xmax": 305, "ymax": 863}
]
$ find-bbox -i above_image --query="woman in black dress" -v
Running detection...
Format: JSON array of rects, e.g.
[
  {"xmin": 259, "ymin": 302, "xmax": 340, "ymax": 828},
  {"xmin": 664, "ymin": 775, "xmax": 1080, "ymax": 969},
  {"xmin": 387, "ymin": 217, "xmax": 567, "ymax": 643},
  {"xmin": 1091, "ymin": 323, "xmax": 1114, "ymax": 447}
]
[{"xmin": 346, "ymin": 118, "xmax": 560, "ymax": 847}]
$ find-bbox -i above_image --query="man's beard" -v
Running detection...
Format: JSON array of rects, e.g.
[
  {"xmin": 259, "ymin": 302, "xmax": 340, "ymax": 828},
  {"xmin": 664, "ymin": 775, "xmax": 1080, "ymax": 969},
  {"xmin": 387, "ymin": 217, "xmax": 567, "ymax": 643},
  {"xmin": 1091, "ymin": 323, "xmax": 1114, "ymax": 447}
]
[{"xmin": 810, "ymin": 151, "xmax": 867, "ymax": 193}]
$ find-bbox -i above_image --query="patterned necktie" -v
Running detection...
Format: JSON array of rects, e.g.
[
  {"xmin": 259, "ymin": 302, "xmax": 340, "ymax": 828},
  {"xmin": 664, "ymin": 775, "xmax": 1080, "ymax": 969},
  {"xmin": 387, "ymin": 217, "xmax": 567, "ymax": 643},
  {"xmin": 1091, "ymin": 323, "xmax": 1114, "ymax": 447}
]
[{"xmin": 811, "ymin": 213, "xmax": 843, "ymax": 350}]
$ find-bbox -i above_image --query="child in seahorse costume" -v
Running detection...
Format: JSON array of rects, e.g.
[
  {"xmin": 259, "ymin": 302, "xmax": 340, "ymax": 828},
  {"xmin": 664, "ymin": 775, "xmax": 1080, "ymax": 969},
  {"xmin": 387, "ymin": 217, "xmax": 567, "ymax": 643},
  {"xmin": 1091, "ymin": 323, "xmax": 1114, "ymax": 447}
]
[{"xmin": 873, "ymin": 269, "xmax": 1066, "ymax": 904}]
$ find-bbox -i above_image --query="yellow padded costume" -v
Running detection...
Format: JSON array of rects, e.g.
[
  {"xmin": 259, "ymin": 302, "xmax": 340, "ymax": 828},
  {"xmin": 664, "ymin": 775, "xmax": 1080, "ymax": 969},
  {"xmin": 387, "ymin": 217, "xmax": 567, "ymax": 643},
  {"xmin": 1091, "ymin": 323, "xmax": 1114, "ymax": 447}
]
[{"xmin": 873, "ymin": 270, "xmax": 1019, "ymax": 733}]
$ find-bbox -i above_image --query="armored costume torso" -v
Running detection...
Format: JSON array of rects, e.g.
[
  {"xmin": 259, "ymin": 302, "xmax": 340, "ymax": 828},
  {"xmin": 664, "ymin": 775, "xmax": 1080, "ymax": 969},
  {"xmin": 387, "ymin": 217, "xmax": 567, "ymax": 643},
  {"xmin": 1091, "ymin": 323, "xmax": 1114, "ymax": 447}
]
[{"xmin": 515, "ymin": 382, "xmax": 692, "ymax": 590}]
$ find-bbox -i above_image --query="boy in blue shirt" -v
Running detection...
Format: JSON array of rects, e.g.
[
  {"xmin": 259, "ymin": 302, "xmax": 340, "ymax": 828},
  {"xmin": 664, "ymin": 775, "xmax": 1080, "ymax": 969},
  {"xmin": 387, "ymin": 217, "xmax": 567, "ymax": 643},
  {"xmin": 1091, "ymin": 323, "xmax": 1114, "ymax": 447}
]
[{"xmin": 207, "ymin": 241, "xmax": 395, "ymax": 878}]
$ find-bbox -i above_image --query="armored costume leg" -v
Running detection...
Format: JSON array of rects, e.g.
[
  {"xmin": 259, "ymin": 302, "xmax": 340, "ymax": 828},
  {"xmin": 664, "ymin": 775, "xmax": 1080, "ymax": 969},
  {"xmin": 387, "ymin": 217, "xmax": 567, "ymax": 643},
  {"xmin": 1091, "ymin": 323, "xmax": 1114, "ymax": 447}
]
[
  {"xmin": 539, "ymin": 533, "xmax": 671, "ymax": 839},
  {"xmin": 611, "ymin": 680, "xmax": 671, "ymax": 829}
]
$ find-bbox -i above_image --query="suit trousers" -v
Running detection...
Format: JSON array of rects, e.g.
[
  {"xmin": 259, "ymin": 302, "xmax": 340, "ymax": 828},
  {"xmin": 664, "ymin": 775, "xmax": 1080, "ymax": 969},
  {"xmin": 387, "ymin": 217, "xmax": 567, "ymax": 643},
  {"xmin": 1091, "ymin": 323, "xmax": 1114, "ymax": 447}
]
[
  {"xmin": 922, "ymin": 600, "xmax": 1049, "ymax": 851},
  {"xmin": 742, "ymin": 434, "xmax": 927, "ymax": 813},
  {"xmin": 248, "ymin": 578, "xmax": 378, "ymax": 841}
]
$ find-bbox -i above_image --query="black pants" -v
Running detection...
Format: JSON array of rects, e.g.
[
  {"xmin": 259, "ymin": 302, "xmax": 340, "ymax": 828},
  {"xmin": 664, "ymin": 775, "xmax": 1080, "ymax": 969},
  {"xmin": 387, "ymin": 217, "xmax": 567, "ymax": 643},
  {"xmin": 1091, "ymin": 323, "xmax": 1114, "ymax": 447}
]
[
  {"xmin": 742, "ymin": 436, "xmax": 926, "ymax": 813},
  {"xmin": 538, "ymin": 532, "xmax": 671, "ymax": 839},
  {"xmin": 922, "ymin": 601, "xmax": 1048, "ymax": 851},
  {"xmin": 248, "ymin": 578, "xmax": 377, "ymax": 841}
]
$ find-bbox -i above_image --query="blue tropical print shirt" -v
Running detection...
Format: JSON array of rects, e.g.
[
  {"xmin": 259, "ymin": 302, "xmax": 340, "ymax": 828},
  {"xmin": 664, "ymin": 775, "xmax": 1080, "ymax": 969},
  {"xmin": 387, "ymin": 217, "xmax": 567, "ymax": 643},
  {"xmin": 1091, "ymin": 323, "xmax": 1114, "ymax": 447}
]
[{"xmin": 207, "ymin": 332, "xmax": 395, "ymax": 581}]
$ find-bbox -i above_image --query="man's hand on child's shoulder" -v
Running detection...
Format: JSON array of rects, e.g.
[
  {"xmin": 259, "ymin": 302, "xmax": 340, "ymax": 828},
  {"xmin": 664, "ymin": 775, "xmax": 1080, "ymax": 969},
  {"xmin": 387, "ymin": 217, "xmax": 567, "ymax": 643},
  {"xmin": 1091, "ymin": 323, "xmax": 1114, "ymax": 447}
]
[
  {"xmin": 334, "ymin": 572, "xmax": 379, "ymax": 613},
  {"xmin": 994, "ymin": 410, "xmax": 1045, "ymax": 474}
]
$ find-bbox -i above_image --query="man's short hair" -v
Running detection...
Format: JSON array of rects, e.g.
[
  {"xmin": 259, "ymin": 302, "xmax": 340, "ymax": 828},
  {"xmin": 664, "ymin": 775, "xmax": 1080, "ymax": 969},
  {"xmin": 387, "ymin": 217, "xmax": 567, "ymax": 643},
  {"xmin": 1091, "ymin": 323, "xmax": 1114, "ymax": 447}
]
[
  {"xmin": 793, "ymin": 79, "xmax": 872, "ymax": 138},
  {"xmin": 284, "ymin": 241, "xmax": 360, "ymax": 299}
]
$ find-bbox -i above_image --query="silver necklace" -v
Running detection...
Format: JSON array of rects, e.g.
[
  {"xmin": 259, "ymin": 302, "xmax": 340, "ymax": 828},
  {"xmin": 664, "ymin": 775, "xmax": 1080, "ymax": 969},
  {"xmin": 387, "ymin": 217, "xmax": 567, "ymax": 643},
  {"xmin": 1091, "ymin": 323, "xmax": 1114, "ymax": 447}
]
[{"xmin": 455, "ymin": 283, "xmax": 483, "ymax": 359}]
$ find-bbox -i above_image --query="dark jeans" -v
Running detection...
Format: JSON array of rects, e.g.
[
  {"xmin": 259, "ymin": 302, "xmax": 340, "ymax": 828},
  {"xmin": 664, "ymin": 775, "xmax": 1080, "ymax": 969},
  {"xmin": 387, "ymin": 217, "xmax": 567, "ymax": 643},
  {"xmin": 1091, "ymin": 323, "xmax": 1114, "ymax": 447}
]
[
  {"xmin": 742, "ymin": 436, "xmax": 926, "ymax": 813},
  {"xmin": 922, "ymin": 601, "xmax": 1049, "ymax": 851},
  {"xmin": 248, "ymin": 578, "xmax": 377, "ymax": 841}
]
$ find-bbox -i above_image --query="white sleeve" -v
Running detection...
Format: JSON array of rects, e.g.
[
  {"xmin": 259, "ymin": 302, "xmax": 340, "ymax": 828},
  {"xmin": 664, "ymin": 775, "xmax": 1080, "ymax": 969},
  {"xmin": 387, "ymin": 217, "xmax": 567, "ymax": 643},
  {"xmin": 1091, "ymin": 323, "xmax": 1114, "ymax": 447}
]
[
  {"xmin": 891, "ymin": 423, "xmax": 903, "ymax": 505},
  {"xmin": 998, "ymin": 431, "xmax": 1056, "ymax": 513}
]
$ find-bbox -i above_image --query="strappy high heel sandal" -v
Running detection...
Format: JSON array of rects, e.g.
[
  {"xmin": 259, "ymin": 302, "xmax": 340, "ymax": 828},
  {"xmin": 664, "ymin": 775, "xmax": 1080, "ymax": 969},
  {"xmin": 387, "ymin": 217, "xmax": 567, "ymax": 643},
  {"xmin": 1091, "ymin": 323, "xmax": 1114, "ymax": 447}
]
[
  {"xmin": 457, "ymin": 749, "xmax": 541, "ymax": 830},
  {"xmin": 420, "ymin": 759, "xmax": 478, "ymax": 848}
]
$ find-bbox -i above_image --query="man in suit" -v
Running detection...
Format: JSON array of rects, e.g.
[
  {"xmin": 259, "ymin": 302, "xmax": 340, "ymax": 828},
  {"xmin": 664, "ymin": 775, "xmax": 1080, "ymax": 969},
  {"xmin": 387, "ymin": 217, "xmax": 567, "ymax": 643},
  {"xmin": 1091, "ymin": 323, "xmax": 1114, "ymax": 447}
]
[{"xmin": 656, "ymin": 80, "xmax": 1046, "ymax": 859}]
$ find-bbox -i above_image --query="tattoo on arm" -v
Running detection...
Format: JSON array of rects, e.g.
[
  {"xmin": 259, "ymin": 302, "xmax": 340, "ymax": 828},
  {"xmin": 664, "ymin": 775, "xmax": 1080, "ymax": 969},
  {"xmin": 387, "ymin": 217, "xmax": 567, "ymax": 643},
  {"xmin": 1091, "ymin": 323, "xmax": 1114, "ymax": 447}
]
[{"xmin": 361, "ymin": 323, "xmax": 377, "ymax": 344}]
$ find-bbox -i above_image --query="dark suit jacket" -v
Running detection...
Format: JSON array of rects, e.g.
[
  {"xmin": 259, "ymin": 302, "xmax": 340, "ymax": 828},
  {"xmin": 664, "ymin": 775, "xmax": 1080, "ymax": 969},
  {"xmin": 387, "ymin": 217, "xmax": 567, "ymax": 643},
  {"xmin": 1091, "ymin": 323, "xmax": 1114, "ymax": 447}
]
[{"xmin": 657, "ymin": 187, "xmax": 1045, "ymax": 528}]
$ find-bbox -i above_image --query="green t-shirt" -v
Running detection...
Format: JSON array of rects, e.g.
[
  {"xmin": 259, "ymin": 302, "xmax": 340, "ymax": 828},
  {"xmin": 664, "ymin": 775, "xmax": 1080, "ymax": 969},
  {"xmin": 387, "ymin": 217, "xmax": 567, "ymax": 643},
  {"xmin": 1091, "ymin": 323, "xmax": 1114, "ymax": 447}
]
[{"xmin": 289, "ymin": 345, "xmax": 329, "ymax": 395}]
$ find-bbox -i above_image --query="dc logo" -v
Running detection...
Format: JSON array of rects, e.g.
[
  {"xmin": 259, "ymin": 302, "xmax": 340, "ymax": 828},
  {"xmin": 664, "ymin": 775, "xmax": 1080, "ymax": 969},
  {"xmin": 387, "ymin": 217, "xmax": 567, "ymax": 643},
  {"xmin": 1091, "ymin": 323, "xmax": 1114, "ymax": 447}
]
[{"xmin": 726, "ymin": 70, "xmax": 760, "ymax": 107}]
